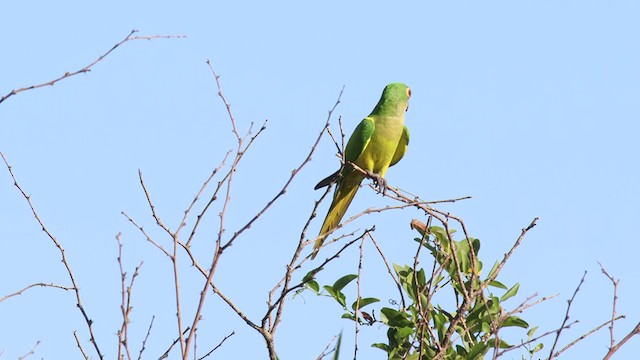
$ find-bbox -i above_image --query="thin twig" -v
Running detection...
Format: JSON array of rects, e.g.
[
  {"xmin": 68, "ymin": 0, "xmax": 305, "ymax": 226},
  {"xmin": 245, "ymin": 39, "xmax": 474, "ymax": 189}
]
[
  {"xmin": 122, "ymin": 211, "xmax": 171, "ymax": 257},
  {"xmin": 73, "ymin": 331, "xmax": 90, "ymax": 360},
  {"xmin": 184, "ymin": 150, "xmax": 232, "ymax": 246},
  {"xmin": 138, "ymin": 316, "xmax": 155, "ymax": 360},
  {"xmin": 548, "ymin": 271, "xmax": 587, "ymax": 359},
  {"xmin": 1, "ymin": 151, "xmax": 104, "ymax": 359},
  {"xmin": 255, "ymin": 86, "xmax": 342, "ymax": 336},
  {"xmin": 1, "ymin": 282, "xmax": 73, "ymax": 302},
  {"xmin": 0, "ymin": 30, "xmax": 185, "ymax": 105},
  {"xmin": 18, "ymin": 341, "xmax": 40, "ymax": 360},
  {"xmin": 353, "ymin": 232, "xmax": 367, "ymax": 360},
  {"xmin": 369, "ymin": 234, "xmax": 406, "ymax": 309},
  {"xmin": 158, "ymin": 327, "xmax": 191, "ymax": 360},
  {"xmin": 554, "ymin": 315, "xmax": 625, "ymax": 358},
  {"xmin": 604, "ymin": 322, "xmax": 640, "ymax": 360},
  {"xmin": 198, "ymin": 331, "xmax": 235, "ymax": 360},
  {"xmin": 598, "ymin": 262, "xmax": 620, "ymax": 348},
  {"xmin": 116, "ymin": 233, "xmax": 143, "ymax": 360},
  {"xmin": 315, "ymin": 334, "xmax": 339, "ymax": 360}
]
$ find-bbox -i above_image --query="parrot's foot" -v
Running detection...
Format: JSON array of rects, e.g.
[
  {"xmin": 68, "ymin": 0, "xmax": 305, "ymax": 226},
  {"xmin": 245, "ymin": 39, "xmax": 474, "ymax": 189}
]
[{"xmin": 365, "ymin": 170, "xmax": 387, "ymax": 195}]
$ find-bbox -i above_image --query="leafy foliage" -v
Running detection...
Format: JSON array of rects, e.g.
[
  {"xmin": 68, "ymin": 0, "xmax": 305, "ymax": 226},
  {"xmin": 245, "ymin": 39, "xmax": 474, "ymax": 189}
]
[{"xmin": 311, "ymin": 224, "xmax": 544, "ymax": 359}]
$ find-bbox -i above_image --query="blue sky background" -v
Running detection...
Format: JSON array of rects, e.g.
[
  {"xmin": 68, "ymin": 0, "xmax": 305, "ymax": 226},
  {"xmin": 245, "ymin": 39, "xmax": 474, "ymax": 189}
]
[{"xmin": 2, "ymin": 1, "xmax": 639, "ymax": 359}]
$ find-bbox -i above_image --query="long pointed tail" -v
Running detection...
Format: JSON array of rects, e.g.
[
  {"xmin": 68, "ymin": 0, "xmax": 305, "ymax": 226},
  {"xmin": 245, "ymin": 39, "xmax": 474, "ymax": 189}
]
[{"xmin": 312, "ymin": 172, "xmax": 364, "ymax": 259}]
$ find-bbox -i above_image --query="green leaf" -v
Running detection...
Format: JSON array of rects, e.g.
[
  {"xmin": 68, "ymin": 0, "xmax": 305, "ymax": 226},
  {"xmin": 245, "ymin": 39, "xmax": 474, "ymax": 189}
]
[
  {"xmin": 488, "ymin": 280, "xmax": 508, "ymax": 290},
  {"xmin": 487, "ymin": 260, "xmax": 500, "ymax": 280},
  {"xmin": 333, "ymin": 274, "xmax": 358, "ymax": 293},
  {"xmin": 332, "ymin": 331, "xmax": 342, "ymax": 360},
  {"xmin": 500, "ymin": 283, "xmax": 520, "ymax": 302},
  {"xmin": 306, "ymin": 280, "xmax": 319, "ymax": 293},
  {"xmin": 531, "ymin": 342, "xmax": 544, "ymax": 353},
  {"xmin": 527, "ymin": 326, "xmax": 539, "ymax": 339},
  {"xmin": 351, "ymin": 297, "xmax": 380, "ymax": 310},
  {"xmin": 341, "ymin": 313, "xmax": 355, "ymax": 320},
  {"xmin": 392, "ymin": 263, "xmax": 405, "ymax": 275},
  {"xmin": 468, "ymin": 342, "xmax": 489, "ymax": 359},
  {"xmin": 481, "ymin": 321, "xmax": 491, "ymax": 333},
  {"xmin": 380, "ymin": 307, "xmax": 413, "ymax": 328},
  {"xmin": 416, "ymin": 268, "xmax": 426, "ymax": 287},
  {"xmin": 302, "ymin": 270, "xmax": 317, "ymax": 283},
  {"xmin": 502, "ymin": 315, "xmax": 529, "ymax": 329},
  {"xmin": 323, "ymin": 285, "xmax": 336, "ymax": 298},
  {"xmin": 371, "ymin": 343, "xmax": 390, "ymax": 352},
  {"xmin": 323, "ymin": 285, "xmax": 347, "ymax": 307},
  {"xmin": 487, "ymin": 338, "xmax": 513, "ymax": 349}
]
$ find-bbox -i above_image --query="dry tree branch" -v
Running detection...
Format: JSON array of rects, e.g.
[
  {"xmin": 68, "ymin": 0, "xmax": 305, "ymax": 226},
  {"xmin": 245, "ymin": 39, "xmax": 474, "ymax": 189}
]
[
  {"xmin": 1, "ymin": 151, "xmax": 104, "ymax": 359},
  {"xmin": 116, "ymin": 233, "xmax": 143, "ymax": 360},
  {"xmin": 135, "ymin": 170, "xmax": 189, "ymax": 355},
  {"xmin": 73, "ymin": 331, "xmax": 90, "ymax": 360},
  {"xmin": 265, "ymin": 229, "xmax": 366, "ymax": 333},
  {"xmin": 0, "ymin": 29, "xmax": 185, "ymax": 105},
  {"xmin": 264, "ymin": 184, "xmax": 333, "ymax": 330},
  {"xmin": 182, "ymin": 150, "xmax": 231, "ymax": 246},
  {"xmin": 221, "ymin": 115, "xmax": 318, "ymax": 251},
  {"xmin": 315, "ymin": 334, "xmax": 340, "ymax": 360},
  {"xmin": 198, "ymin": 331, "xmax": 235, "ymax": 360},
  {"xmin": 369, "ymin": 234, "xmax": 406, "ymax": 309},
  {"xmin": 598, "ymin": 262, "xmax": 620, "ymax": 348},
  {"xmin": 179, "ymin": 61, "xmax": 260, "ymax": 360},
  {"xmin": 604, "ymin": 322, "xmax": 640, "ymax": 360},
  {"xmin": 258, "ymin": 87, "xmax": 344, "ymax": 335},
  {"xmin": 484, "ymin": 217, "xmax": 538, "ymax": 286},
  {"xmin": 353, "ymin": 231, "xmax": 368, "ymax": 360},
  {"xmin": 17, "ymin": 341, "xmax": 40, "ymax": 360},
  {"xmin": 138, "ymin": 170, "xmax": 173, "ymax": 235},
  {"xmin": 158, "ymin": 327, "xmax": 191, "ymax": 360},
  {"xmin": 1, "ymin": 282, "xmax": 73, "ymax": 303},
  {"xmin": 138, "ymin": 316, "xmax": 155, "ymax": 360},
  {"xmin": 122, "ymin": 211, "xmax": 171, "ymax": 257},
  {"xmin": 598, "ymin": 263, "xmax": 640, "ymax": 359},
  {"xmin": 548, "ymin": 271, "xmax": 587, "ymax": 359},
  {"xmin": 553, "ymin": 315, "xmax": 625, "ymax": 359},
  {"xmin": 496, "ymin": 320, "xmax": 578, "ymax": 357}
]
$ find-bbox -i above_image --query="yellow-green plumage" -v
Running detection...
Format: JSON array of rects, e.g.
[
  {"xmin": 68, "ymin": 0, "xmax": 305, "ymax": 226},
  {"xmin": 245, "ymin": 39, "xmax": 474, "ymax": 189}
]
[{"xmin": 312, "ymin": 83, "xmax": 411, "ymax": 259}]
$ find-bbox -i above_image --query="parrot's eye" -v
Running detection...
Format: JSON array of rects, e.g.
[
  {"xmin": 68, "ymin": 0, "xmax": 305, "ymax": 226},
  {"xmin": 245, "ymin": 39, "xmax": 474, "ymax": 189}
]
[{"xmin": 406, "ymin": 88, "xmax": 412, "ymax": 98}]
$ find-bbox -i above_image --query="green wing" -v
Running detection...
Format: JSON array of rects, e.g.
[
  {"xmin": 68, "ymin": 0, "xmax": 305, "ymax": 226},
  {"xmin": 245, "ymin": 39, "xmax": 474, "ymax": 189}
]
[
  {"xmin": 314, "ymin": 117, "xmax": 375, "ymax": 190},
  {"xmin": 389, "ymin": 125, "xmax": 409, "ymax": 167},
  {"xmin": 345, "ymin": 117, "xmax": 375, "ymax": 162}
]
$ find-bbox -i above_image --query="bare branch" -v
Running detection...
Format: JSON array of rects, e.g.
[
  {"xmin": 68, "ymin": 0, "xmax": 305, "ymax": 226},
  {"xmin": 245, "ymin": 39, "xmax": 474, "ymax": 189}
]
[
  {"xmin": 122, "ymin": 211, "xmax": 171, "ymax": 257},
  {"xmin": 198, "ymin": 331, "xmax": 235, "ymax": 360},
  {"xmin": 353, "ymin": 232, "xmax": 368, "ymax": 360},
  {"xmin": 182, "ymin": 150, "xmax": 231, "ymax": 246},
  {"xmin": 369, "ymin": 234, "xmax": 406, "ymax": 309},
  {"xmin": 73, "ymin": 331, "xmax": 90, "ymax": 360},
  {"xmin": 604, "ymin": 322, "xmax": 640, "ymax": 360},
  {"xmin": 137, "ymin": 316, "xmax": 155, "ymax": 360},
  {"xmin": 553, "ymin": 315, "xmax": 624, "ymax": 358},
  {"xmin": 138, "ymin": 170, "xmax": 173, "ymax": 235},
  {"xmin": 157, "ymin": 327, "xmax": 191, "ymax": 360},
  {"xmin": 548, "ymin": 271, "xmax": 587, "ymax": 359},
  {"xmin": 1, "ymin": 151, "xmax": 103, "ymax": 359},
  {"xmin": 598, "ymin": 262, "xmax": 620, "ymax": 348},
  {"xmin": 116, "ymin": 233, "xmax": 143, "ymax": 360},
  {"xmin": 1, "ymin": 282, "xmax": 73, "ymax": 303},
  {"xmin": 0, "ymin": 30, "xmax": 185, "ymax": 105},
  {"xmin": 18, "ymin": 341, "xmax": 40, "ymax": 360}
]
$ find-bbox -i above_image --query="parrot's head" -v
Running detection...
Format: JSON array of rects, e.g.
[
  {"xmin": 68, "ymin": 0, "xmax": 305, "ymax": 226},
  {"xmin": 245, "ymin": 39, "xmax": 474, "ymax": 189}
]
[{"xmin": 377, "ymin": 82, "xmax": 411, "ymax": 114}]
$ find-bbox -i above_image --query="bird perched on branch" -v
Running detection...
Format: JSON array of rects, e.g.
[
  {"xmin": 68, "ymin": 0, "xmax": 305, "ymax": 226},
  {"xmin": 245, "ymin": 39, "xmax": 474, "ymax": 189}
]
[{"xmin": 312, "ymin": 83, "xmax": 411, "ymax": 259}]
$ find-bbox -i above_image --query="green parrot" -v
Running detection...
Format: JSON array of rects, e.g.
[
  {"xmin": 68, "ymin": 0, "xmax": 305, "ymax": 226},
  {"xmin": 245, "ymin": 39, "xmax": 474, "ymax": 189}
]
[{"xmin": 312, "ymin": 82, "xmax": 411, "ymax": 259}]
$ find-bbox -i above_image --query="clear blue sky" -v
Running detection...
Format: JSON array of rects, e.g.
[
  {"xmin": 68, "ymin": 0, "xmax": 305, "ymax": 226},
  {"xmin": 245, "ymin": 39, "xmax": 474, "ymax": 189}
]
[{"xmin": 2, "ymin": 1, "xmax": 639, "ymax": 359}]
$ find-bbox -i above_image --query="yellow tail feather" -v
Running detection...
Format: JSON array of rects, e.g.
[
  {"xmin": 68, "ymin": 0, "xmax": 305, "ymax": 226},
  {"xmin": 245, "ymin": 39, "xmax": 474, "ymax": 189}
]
[{"xmin": 312, "ymin": 172, "xmax": 364, "ymax": 259}]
